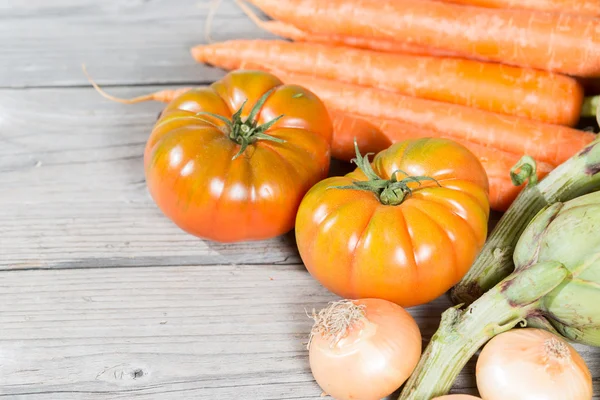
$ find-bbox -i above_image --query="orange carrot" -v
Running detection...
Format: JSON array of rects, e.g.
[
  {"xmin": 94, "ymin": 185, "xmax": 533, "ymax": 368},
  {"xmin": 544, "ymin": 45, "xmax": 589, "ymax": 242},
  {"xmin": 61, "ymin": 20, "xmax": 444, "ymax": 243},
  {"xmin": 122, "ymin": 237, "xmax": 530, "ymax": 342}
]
[
  {"xmin": 192, "ymin": 39, "xmax": 584, "ymax": 126},
  {"xmin": 246, "ymin": 0, "xmax": 600, "ymax": 77},
  {"xmin": 236, "ymin": 0, "xmax": 461, "ymax": 57},
  {"xmin": 439, "ymin": 0, "xmax": 600, "ymax": 17},
  {"xmin": 270, "ymin": 70, "xmax": 595, "ymax": 166},
  {"xmin": 259, "ymin": 20, "xmax": 461, "ymax": 57},
  {"xmin": 330, "ymin": 111, "xmax": 554, "ymax": 210}
]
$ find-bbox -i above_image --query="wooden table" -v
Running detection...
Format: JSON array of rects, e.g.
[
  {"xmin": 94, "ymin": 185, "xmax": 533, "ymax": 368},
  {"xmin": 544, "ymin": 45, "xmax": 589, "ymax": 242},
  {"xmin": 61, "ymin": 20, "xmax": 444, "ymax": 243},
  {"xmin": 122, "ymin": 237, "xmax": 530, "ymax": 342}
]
[{"xmin": 1, "ymin": 1, "xmax": 598, "ymax": 398}]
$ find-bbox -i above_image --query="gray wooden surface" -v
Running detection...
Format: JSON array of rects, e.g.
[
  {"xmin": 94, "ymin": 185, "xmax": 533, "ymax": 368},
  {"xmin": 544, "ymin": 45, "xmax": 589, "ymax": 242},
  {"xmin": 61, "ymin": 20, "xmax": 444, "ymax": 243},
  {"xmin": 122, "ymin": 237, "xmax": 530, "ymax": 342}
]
[{"xmin": 0, "ymin": 1, "xmax": 598, "ymax": 399}]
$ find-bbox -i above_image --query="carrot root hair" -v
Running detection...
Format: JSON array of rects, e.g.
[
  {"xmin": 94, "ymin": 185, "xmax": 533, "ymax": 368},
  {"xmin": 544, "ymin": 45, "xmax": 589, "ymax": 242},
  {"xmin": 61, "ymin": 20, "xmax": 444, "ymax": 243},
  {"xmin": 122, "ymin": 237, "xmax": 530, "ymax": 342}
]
[
  {"xmin": 82, "ymin": 64, "xmax": 191, "ymax": 104},
  {"xmin": 204, "ymin": 0, "xmax": 223, "ymax": 44}
]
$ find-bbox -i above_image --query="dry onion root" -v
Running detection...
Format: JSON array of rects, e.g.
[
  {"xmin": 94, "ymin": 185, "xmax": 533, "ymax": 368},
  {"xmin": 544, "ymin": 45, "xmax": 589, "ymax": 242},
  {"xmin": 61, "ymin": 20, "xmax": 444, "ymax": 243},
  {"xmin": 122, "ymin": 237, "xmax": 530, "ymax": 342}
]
[
  {"xmin": 307, "ymin": 298, "xmax": 421, "ymax": 400},
  {"xmin": 476, "ymin": 329, "xmax": 592, "ymax": 400}
]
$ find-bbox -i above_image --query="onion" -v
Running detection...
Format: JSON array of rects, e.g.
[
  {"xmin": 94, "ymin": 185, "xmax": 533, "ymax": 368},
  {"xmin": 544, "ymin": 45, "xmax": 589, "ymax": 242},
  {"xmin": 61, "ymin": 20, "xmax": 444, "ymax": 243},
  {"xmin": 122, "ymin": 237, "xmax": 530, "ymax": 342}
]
[
  {"xmin": 307, "ymin": 298, "xmax": 421, "ymax": 400},
  {"xmin": 476, "ymin": 328, "xmax": 592, "ymax": 400},
  {"xmin": 432, "ymin": 396, "xmax": 481, "ymax": 400}
]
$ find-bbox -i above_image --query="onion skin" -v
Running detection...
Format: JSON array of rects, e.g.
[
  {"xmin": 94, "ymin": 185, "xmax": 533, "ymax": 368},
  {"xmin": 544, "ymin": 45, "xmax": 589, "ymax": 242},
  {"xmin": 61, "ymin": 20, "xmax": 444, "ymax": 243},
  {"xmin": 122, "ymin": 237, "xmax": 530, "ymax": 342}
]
[
  {"xmin": 309, "ymin": 298, "xmax": 421, "ymax": 400},
  {"xmin": 476, "ymin": 329, "xmax": 592, "ymax": 400},
  {"xmin": 432, "ymin": 396, "xmax": 481, "ymax": 400}
]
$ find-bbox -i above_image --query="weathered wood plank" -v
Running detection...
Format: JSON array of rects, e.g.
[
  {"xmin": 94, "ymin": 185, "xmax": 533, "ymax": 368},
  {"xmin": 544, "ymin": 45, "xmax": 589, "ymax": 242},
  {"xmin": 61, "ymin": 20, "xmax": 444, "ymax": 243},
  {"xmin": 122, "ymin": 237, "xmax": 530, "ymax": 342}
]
[
  {"xmin": 1, "ymin": 264, "xmax": 566, "ymax": 399},
  {"xmin": 0, "ymin": 86, "xmax": 308, "ymax": 270},
  {"xmin": 0, "ymin": 0, "xmax": 270, "ymax": 88}
]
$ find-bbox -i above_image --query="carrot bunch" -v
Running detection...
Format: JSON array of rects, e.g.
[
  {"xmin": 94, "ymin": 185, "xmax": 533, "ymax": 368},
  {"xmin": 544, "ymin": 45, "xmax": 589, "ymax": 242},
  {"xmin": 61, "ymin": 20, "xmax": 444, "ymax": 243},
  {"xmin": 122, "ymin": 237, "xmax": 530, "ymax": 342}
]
[{"xmin": 191, "ymin": 0, "xmax": 600, "ymax": 210}]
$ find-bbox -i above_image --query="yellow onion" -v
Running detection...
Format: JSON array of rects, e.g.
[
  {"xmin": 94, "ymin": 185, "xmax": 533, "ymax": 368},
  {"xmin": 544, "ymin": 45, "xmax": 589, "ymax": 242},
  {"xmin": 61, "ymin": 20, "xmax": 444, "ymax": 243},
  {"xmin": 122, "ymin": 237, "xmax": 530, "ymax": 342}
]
[
  {"xmin": 476, "ymin": 328, "xmax": 592, "ymax": 400},
  {"xmin": 308, "ymin": 298, "xmax": 421, "ymax": 400}
]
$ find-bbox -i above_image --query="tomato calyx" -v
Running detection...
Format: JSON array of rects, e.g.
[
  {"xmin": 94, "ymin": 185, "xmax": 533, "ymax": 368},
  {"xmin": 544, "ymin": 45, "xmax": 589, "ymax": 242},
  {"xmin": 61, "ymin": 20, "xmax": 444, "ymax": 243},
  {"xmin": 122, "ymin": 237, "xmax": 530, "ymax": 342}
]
[
  {"xmin": 333, "ymin": 140, "xmax": 441, "ymax": 206},
  {"xmin": 510, "ymin": 155, "xmax": 538, "ymax": 187},
  {"xmin": 195, "ymin": 88, "xmax": 285, "ymax": 159}
]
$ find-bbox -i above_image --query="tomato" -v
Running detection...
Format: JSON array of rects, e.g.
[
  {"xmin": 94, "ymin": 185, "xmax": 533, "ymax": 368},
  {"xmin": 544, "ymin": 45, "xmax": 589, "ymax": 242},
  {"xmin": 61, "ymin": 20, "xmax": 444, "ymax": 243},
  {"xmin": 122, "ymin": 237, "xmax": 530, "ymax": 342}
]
[
  {"xmin": 144, "ymin": 70, "xmax": 332, "ymax": 242},
  {"xmin": 295, "ymin": 138, "xmax": 490, "ymax": 307}
]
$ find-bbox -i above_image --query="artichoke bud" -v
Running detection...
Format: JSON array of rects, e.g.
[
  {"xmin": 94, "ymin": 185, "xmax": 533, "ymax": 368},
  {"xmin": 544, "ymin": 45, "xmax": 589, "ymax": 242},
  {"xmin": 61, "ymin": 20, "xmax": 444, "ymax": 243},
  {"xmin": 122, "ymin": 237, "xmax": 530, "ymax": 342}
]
[{"xmin": 513, "ymin": 191, "xmax": 600, "ymax": 347}]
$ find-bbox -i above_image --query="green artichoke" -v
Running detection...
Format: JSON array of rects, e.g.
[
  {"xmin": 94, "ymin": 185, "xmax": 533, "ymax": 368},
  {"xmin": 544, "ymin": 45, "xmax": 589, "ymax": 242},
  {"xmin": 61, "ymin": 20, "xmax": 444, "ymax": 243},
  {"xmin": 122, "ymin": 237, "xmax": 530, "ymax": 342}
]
[
  {"xmin": 399, "ymin": 190, "xmax": 600, "ymax": 400},
  {"xmin": 452, "ymin": 138, "xmax": 600, "ymax": 305},
  {"xmin": 515, "ymin": 194, "xmax": 600, "ymax": 346}
]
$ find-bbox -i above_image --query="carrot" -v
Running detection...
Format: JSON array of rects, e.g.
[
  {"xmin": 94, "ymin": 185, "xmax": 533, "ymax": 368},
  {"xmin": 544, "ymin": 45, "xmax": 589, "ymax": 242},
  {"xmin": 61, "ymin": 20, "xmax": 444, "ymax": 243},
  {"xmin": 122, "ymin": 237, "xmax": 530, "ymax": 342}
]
[
  {"xmin": 192, "ymin": 39, "xmax": 584, "ymax": 126},
  {"xmin": 269, "ymin": 70, "xmax": 595, "ymax": 166},
  {"xmin": 246, "ymin": 0, "xmax": 600, "ymax": 77},
  {"xmin": 439, "ymin": 0, "xmax": 600, "ymax": 17},
  {"xmin": 236, "ymin": 0, "xmax": 461, "ymax": 58}
]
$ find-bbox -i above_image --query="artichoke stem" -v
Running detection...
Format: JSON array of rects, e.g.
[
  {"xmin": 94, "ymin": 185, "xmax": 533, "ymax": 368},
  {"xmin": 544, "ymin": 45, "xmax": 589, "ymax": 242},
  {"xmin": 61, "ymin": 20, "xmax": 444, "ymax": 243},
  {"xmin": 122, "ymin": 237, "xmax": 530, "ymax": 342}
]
[
  {"xmin": 399, "ymin": 261, "xmax": 569, "ymax": 400},
  {"xmin": 451, "ymin": 138, "xmax": 600, "ymax": 305}
]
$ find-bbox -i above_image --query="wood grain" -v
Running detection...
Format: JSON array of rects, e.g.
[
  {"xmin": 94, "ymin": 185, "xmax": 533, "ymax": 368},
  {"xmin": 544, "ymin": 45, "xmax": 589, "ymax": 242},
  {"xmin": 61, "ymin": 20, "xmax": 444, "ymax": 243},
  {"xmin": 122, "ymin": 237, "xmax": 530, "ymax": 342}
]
[
  {"xmin": 0, "ymin": 86, "xmax": 303, "ymax": 270},
  {"xmin": 0, "ymin": 0, "xmax": 272, "ymax": 88},
  {"xmin": 0, "ymin": 265, "xmax": 479, "ymax": 399}
]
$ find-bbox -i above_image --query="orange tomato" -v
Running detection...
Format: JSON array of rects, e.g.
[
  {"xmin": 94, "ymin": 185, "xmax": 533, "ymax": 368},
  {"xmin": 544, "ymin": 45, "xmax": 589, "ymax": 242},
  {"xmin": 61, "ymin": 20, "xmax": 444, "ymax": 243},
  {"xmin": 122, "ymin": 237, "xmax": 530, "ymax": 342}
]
[
  {"xmin": 295, "ymin": 138, "xmax": 490, "ymax": 307},
  {"xmin": 144, "ymin": 70, "xmax": 332, "ymax": 242}
]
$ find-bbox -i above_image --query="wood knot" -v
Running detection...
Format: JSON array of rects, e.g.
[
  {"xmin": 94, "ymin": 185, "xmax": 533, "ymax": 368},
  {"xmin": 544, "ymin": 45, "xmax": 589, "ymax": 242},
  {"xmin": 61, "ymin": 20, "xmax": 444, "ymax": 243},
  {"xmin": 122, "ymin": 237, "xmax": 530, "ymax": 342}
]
[{"xmin": 95, "ymin": 363, "xmax": 150, "ymax": 386}]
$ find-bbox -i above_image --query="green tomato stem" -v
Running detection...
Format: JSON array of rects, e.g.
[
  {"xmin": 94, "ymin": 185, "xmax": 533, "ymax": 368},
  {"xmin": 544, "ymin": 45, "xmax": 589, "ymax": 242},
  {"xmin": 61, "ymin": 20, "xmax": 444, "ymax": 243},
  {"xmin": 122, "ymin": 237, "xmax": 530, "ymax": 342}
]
[
  {"xmin": 451, "ymin": 138, "xmax": 600, "ymax": 305},
  {"xmin": 195, "ymin": 88, "xmax": 285, "ymax": 160},
  {"xmin": 332, "ymin": 140, "xmax": 440, "ymax": 206},
  {"xmin": 399, "ymin": 261, "xmax": 569, "ymax": 400}
]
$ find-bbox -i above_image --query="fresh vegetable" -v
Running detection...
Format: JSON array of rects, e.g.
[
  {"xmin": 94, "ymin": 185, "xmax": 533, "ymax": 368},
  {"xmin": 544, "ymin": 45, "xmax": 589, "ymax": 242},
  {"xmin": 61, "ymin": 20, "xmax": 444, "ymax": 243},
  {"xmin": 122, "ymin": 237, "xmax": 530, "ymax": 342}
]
[
  {"xmin": 432, "ymin": 396, "xmax": 481, "ymax": 400},
  {"xmin": 295, "ymin": 138, "xmax": 490, "ymax": 307},
  {"xmin": 451, "ymin": 137, "xmax": 600, "ymax": 304},
  {"xmin": 246, "ymin": 0, "xmax": 600, "ymax": 77},
  {"xmin": 141, "ymin": 70, "xmax": 331, "ymax": 242},
  {"xmin": 192, "ymin": 40, "xmax": 584, "ymax": 126},
  {"xmin": 273, "ymin": 71, "xmax": 595, "ymax": 166},
  {"xmin": 330, "ymin": 112, "xmax": 554, "ymax": 211},
  {"xmin": 398, "ymin": 190, "xmax": 600, "ymax": 399},
  {"xmin": 237, "ymin": 0, "xmax": 463, "ymax": 58},
  {"xmin": 308, "ymin": 299, "xmax": 421, "ymax": 400},
  {"xmin": 476, "ymin": 329, "xmax": 593, "ymax": 400},
  {"xmin": 440, "ymin": 0, "xmax": 600, "ymax": 16}
]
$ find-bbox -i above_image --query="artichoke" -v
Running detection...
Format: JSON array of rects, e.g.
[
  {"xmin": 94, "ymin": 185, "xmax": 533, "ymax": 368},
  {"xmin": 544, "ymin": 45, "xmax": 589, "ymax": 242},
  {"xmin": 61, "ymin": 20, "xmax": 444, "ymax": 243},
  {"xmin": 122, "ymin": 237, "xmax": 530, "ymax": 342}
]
[
  {"xmin": 399, "ymin": 190, "xmax": 600, "ymax": 400},
  {"xmin": 515, "ymin": 194, "xmax": 600, "ymax": 346},
  {"xmin": 452, "ymin": 138, "xmax": 600, "ymax": 305}
]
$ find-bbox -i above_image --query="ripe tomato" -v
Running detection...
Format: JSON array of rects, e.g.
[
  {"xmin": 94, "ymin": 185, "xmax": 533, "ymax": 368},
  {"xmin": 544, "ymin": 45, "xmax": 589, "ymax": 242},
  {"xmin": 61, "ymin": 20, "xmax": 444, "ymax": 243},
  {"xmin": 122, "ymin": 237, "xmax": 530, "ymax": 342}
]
[
  {"xmin": 144, "ymin": 70, "xmax": 332, "ymax": 242},
  {"xmin": 295, "ymin": 138, "xmax": 490, "ymax": 307}
]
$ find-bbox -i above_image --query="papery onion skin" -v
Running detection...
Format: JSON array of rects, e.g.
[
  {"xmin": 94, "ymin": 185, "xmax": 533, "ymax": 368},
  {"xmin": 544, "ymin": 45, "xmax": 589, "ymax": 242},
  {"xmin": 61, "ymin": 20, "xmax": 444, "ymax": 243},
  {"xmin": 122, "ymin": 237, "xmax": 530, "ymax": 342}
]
[
  {"xmin": 309, "ymin": 298, "xmax": 422, "ymax": 400},
  {"xmin": 476, "ymin": 328, "xmax": 592, "ymax": 400},
  {"xmin": 432, "ymin": 396, "xmax": 481, "ymax": 400}
]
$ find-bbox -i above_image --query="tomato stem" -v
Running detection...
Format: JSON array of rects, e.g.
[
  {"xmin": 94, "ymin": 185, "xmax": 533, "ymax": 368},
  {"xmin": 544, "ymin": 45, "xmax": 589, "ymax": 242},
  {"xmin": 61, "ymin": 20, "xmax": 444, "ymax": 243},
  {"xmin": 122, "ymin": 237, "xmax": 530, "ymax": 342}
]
[
  {"xmin": 195, "ymin": 88, "xmax": 285, "ymax": 159},
  {"xmin": 332, "ymin": 140, "xmax": 440, "ymax": 206}
]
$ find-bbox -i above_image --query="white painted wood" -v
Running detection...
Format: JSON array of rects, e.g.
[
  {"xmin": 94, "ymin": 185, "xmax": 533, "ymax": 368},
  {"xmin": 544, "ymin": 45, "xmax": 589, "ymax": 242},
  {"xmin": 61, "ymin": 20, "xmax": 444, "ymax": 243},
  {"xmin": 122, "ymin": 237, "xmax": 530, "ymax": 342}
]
[
  {"xmin": 1, "ymin": 266, "xmax": 598, "ymax": 399},
  {"xmin": 0, "ymin": 265, "xmax": 488, "ymax": 398},
  {"xmin": 0, "ymin": 0, "xmax": 273, "ymax": 88}
]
